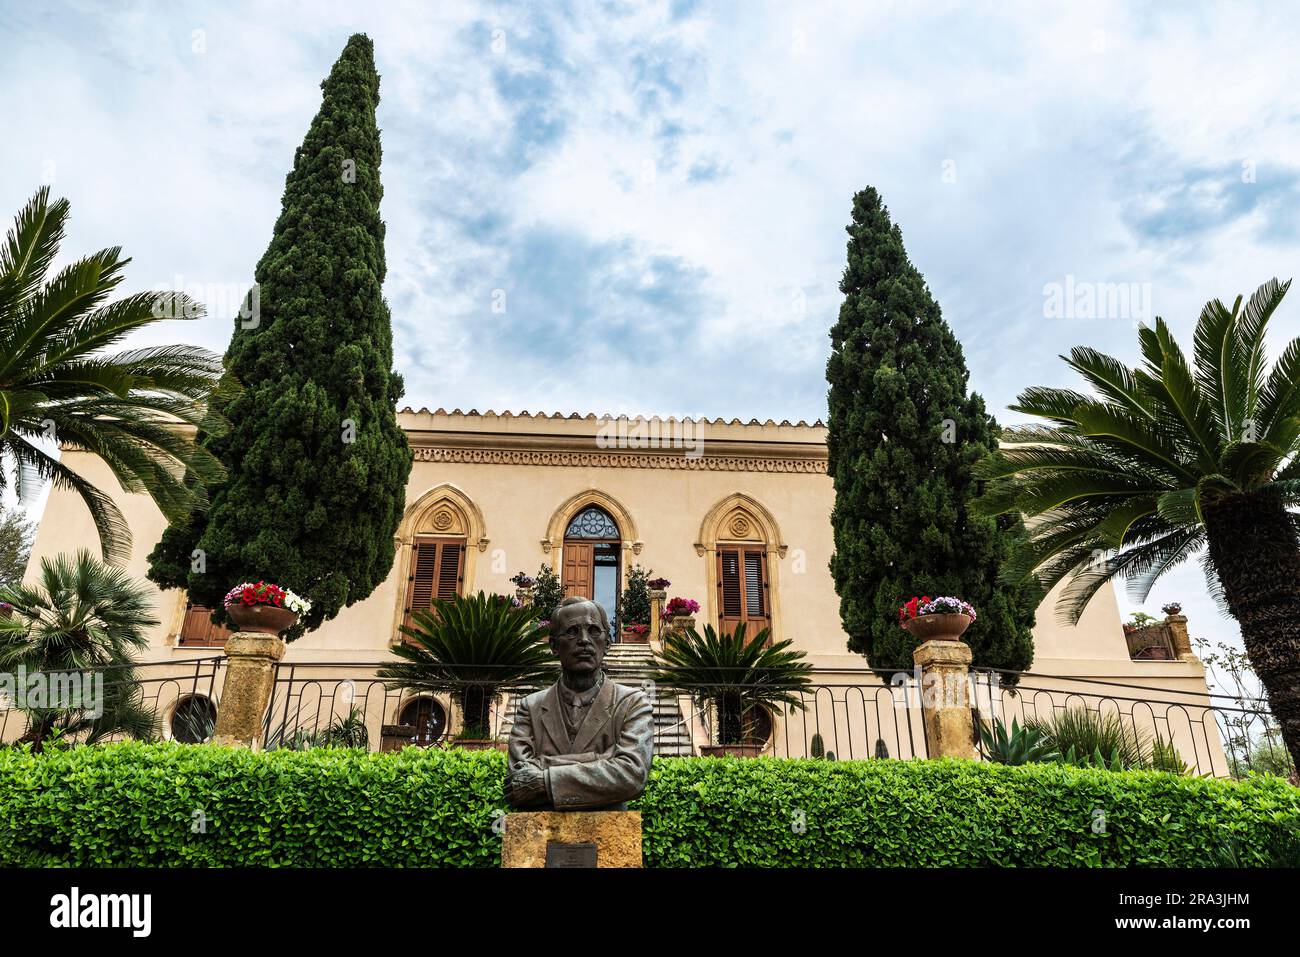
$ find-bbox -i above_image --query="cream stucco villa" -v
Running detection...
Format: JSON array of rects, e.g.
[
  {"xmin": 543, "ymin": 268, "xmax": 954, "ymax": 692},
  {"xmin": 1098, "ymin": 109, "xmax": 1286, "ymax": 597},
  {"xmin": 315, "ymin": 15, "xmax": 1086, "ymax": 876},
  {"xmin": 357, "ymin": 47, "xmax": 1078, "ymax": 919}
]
[{"xmin": 21, "ymin": 408, "xmax": 1232, "ymax": 772}]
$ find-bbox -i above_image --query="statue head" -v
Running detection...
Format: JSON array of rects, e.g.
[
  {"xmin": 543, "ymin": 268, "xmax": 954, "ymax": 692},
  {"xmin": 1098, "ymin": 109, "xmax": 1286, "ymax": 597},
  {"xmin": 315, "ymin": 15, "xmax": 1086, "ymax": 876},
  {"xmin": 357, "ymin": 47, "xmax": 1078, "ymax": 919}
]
[{"xmin": 548, "ymin": 597, "xmax": 610, "ymax": 678}]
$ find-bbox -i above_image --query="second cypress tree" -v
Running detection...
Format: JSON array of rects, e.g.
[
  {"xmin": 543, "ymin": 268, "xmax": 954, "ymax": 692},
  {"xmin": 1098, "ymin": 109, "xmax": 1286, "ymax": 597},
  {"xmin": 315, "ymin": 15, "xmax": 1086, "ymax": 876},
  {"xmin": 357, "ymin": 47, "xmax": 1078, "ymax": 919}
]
[
  {"xmin": 148, "ymin": 34, "xmax": 412, "ymax": 637},
  {"xmin": 826, "ymin": 187, "xmax": 1039, "ymax": 673}
]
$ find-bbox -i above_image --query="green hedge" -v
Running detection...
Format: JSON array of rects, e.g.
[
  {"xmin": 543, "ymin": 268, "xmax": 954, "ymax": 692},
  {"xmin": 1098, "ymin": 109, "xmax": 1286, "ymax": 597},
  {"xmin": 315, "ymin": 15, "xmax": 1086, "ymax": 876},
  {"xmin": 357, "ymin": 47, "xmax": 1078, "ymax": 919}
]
[
  {"xmin": 641, "ymin": 756, "xmax": 1299, "ymax": 866},
  {"xmin": 0, "ymin": 743, "xmax": 1295, "ymax": 866},
  {"xmin": 0, "ymin": 743, "xmax": 504, "ymax": 867}
]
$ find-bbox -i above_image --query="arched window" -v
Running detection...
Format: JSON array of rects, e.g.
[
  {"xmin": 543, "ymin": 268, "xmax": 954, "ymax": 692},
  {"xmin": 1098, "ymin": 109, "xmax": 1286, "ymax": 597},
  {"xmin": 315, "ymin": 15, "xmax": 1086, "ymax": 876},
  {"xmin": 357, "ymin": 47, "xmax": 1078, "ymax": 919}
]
[
  {"xmin": 171, "ymin": 695, "xmax": 217, "ymax": 743},
  {"xmin": 697, "ymin": 494, "xmax": 786, "ymax": 642},
  {"xmin": 392, "ymin": 484, "xmax": 488, "ymax": 644},
  {"xmin": 399, "ymin": 697, "xmax": 447, "ymax": 746},
  {"xmin": 403, "ymin": 499, "xmax": 470, "ymax": 630},
  {"xmin": 565, "ymin": 507, "xmax": 620, "ymax": 539}
]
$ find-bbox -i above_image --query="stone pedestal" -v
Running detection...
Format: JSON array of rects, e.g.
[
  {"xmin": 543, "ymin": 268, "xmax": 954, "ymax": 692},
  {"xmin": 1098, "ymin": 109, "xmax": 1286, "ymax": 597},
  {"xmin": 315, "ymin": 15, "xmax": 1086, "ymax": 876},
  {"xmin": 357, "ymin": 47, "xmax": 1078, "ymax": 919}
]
[
  {"xmin": 1165, "ymin": 614, "xmax": 1197, "ymax": 661},
  {"xmin": 648, "ymin": 590, "xmax": 666, "ymax": 648},
  {"xmin": 664, "ymin": 614, "xmax": 695, "ymax": 642},
  {"xmin": 912, "ymin": 638, "xmax": 977, "ymax": 760},
  {"xmin": 212, "ymin": 632, "xmax": 286, "ymax": 748},
  {"xmin": 501, "ymin": 811, "xmax": 642, "ymax": 868}
]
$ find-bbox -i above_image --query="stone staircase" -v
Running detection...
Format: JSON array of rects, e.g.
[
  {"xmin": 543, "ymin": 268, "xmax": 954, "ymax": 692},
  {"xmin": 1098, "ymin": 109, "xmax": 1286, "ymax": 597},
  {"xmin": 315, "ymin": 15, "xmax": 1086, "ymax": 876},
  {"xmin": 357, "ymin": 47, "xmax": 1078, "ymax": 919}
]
[{"xmin": 496, "ymin": 643, "xmax": 695, "ymax": 756}]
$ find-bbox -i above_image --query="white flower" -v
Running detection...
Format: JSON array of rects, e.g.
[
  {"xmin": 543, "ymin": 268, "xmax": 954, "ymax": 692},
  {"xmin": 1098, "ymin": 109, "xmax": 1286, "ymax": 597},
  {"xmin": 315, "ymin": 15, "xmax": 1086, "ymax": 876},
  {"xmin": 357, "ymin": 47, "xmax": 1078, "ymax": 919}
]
[{"xmin": 283, "ymin": 590, "xmax": 312, "ymax": 615}]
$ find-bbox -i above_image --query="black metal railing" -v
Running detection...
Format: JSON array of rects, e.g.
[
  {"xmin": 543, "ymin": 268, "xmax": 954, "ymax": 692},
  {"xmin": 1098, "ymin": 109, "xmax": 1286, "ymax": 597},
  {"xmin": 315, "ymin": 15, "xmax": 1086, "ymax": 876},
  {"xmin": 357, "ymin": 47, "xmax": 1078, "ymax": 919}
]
[
  {"xmin": 1, "ymin": 658, "xmax": 1285, "ymax": 779},
  {"xmin": 970, "ymin": 669, "xmax": 1282, "ymax": 778},
  {"xmin": 253, "ymin": 661, "xmax": 930, "ymax": 760},
  {"xmin": 0, "ymin": 657, "xmax": 225, "ymax": 745}
]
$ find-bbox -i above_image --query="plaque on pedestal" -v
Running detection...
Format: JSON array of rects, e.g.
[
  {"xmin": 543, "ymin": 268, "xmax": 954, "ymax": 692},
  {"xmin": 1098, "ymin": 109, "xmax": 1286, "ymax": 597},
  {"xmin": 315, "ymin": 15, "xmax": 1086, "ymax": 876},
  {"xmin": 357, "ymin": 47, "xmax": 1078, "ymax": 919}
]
[
  {"xmin": 502, "ymin": 811, "xmax": 642, "ymax": 868},
  {"xmin": 545, "ymin": 842, "xmax": 598, "ymax": 868}
]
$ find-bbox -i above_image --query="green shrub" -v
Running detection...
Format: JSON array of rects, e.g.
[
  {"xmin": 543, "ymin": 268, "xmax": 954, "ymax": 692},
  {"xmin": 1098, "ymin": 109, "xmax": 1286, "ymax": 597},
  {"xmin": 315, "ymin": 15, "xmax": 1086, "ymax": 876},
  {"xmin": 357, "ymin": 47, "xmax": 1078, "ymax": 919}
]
[
  {"xmin": 1208, "ymin": 829, "xmax": 1300, "ymax": 868},
  {"xmin": 1027, "ymin": 709, "xmax": 1148, "ymax": 770},
  {"xmin": 618, "ymin": 564, "xmax": 653, "ymax": 629},
  {"xmin": 1150, "ymin": 734, "xmax": 1192, "ymax": 776},
  {"xmin": 639, "ymin": 757, "xmax": 1300, "ymax": 867},
  {"xmin": 0, "ymin": 743, "xmax": 505, "ymax": 867},
  {"xmin": 979, "ymin": 718, "xmax": 1058, "ymax": 766},
  {"xmin": 0, "ymin": 744, "xmax": 1295, "ymax": 867}
]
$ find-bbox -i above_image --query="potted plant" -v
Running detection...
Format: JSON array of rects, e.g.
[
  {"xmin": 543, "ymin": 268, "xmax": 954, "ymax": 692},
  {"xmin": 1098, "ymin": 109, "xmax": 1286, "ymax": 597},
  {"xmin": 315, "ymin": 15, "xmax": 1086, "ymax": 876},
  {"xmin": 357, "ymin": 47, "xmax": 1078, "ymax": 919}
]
[
  {"xmin": 510, "ymin": 571, "xmax": 536, "ymax": 605},
  {"xmin": 1161, "ymin": 602, "xmax": 1183, "ymax": 617},
  {"xmin": 618, "ymin": 565, "xmax": 654, "ymax": 641},
  {"xmin": 621, "ymin": 622, "xmax": 651, "ymax": 643},
  {"xmin": 512, "ymin": 564, "xmax": 563, "ymax": 622},
  {"xmin": 223, "ymin": 581, "xmax": 311, "ymax": 635},
  {"xmin": 661, "ymin": 596, "xmax": 700, "ymax": 637},
  {"xmin": 378, "ymin": 591, "xmax": 556, "ymax": 751},
  {"xmin": 898, "ymin": 595, "xmax": 976, "ymax": 642},
  {"xmin": 651, "ymin": 622, "xmax": 812, "ymax": 757},
  {"xmin": 646, "ymin": 577, "xmax": 671, "ymax": 603}
]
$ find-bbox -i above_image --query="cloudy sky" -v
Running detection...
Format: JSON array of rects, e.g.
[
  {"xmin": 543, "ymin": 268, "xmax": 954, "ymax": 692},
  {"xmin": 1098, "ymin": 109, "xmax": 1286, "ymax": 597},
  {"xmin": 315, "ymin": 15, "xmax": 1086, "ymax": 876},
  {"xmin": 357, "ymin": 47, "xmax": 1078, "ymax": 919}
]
[{"xmin": 3, "ymin": 0, "xmax": 1298, "ymax": 658}]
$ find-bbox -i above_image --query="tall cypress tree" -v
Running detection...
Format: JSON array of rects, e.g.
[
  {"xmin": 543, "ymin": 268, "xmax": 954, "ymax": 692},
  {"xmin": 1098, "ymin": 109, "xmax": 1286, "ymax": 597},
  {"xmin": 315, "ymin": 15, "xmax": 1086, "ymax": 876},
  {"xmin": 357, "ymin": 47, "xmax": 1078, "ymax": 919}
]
[
  {"xmin": 826, "ymin": 187, "xmax": 1039, "ymax": 673},
  {"xmin": 148, "ymin": 34, "xmax": 412, "ymax": 637}
]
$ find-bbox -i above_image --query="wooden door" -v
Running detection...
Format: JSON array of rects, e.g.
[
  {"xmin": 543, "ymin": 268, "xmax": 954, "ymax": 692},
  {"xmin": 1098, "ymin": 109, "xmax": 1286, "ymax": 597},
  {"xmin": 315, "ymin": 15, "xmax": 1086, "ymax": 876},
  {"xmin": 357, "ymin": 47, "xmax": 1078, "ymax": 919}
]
[{"xmin": 562, "ymin": 542, "xmax": 595, "ymax": 599}]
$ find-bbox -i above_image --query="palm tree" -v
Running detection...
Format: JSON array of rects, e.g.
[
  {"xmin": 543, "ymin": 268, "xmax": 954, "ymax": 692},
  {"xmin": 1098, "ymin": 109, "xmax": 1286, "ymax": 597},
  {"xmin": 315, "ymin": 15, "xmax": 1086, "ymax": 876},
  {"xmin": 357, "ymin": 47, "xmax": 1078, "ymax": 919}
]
[
  {"xmin": 975, "ymin": 278, "xmax": 1300, "ymax": 769},
  {"xmin": 378, "ymin": 592, "xmax": 556, "ymax": 740},
  {"xmin": 0, "ymin": 549, "xmax": 159, "ymax": 751},
  {"xmin": 0, "ymin": 187, "xmax": 229, "ymax": 564},
  {"xmin": 651, "ymin": 622, "xmax": 813, "ymax": 748}
]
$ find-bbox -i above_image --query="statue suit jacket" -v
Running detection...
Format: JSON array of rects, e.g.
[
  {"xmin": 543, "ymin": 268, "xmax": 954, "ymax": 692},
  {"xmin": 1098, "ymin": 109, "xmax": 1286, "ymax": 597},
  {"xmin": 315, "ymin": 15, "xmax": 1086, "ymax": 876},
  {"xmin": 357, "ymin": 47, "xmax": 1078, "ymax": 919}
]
[{"xmin": 508, "ymin": 675, "xmax": 654, "ymax": 811}]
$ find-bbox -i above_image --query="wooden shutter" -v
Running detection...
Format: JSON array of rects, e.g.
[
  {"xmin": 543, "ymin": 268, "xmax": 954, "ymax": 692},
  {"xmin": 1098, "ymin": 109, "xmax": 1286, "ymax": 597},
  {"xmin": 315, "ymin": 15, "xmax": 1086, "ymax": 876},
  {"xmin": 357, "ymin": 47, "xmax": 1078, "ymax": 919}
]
[
  {"xmin": 405, "ymin": 537, "xmax": 465, "ymax": 631},
  {"xmin": 562, "ymin": 543, "xmax": 594, "ymax": 599},
  {"xmin": 436, "ymin": 542, "xmax": 463, "ymax": 600},
  {"xmin": 743, "ymin": 549, "xmax": 771, "ymax": 637},
  {"xmin": 718, "ymin": 549, "xmax": 744, "ymax": 635},
  {"xmin": 716, "ymin": 546, "xmax": 770, "ymax": 640},
  {"xmin": 179, "ymin": 603, "xmax": 234, "ymax": 647},
  {"xmin": 744, "ymin": 551, "xmax": 766, "ymax": 617}
]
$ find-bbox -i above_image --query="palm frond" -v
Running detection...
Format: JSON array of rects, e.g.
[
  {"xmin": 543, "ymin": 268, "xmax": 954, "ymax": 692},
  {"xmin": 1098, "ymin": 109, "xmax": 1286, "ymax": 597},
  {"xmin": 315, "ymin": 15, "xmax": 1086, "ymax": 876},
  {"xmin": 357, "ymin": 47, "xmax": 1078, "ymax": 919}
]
[
  {"xmin": 0, "ymin": 187, "xmax": 67, "ymax": 316},
  {"xmin": 0, "ymin": 190, "xmax": 229, "ymax": 561},
  {"xmin": 1259, "ymin": 336, "xmax": 1300, "ymax": 447},
  {"xmin": 1064, "ymin": 346, "xmax": 1155, "ymax": 420},
  {"xmin": 1192, "ymin": 295, "xmax": 1249, "ymax": 438},
  {"xmin": 1238, "ymin": 278, "xmax": 1290, "ymax": 420},
  {"xmin": 2, "ymin": 435, "xmax": 132, "ymax": 563}
]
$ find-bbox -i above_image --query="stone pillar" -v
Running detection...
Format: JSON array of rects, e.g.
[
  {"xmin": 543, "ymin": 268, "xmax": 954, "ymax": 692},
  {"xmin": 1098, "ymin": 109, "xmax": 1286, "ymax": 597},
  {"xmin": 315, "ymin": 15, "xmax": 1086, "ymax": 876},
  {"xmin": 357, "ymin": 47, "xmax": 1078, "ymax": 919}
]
[
  {"xmin": 912, "ymin": 639, "xmax": 977, "ymax": 760},
  {"xmin": 1165, "ymin": 614, "xmax": 1196, "ymax": 661},
  {"xmin": 501, "ymin": 811, "xmax": 642, "ymax": 868},
  {"xmin": 648, "ymin": 590, "xmax": 666, "ymax": 647},
  {"xmin": 665, "ymin": 614, "xmax": 695, "ymax": 641},
  {"xmin": 212, "ymin": 632, "xmax": 287, "ymax": 748}
]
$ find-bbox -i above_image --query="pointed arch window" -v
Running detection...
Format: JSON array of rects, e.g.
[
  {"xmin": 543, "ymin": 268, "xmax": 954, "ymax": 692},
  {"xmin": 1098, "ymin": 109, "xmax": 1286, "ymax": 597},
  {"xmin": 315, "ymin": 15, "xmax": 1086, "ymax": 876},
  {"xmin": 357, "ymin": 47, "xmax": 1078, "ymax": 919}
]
[{"xmin": 565, "ymin": 507, "xmax": 620, "ymax": 540}]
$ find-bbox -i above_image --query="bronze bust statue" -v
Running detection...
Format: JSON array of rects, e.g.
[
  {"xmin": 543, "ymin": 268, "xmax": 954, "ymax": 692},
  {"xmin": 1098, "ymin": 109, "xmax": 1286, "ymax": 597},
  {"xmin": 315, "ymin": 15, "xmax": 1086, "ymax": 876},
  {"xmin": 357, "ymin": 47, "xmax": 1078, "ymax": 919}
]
[{"xmin": 504, "ymin": 597, "xmax": 654, "ymax": 810}]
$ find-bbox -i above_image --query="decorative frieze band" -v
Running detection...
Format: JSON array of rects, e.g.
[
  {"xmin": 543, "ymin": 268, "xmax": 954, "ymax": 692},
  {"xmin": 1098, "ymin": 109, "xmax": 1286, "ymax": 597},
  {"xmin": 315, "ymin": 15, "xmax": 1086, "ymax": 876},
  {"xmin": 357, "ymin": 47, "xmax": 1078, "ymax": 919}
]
[{"xmin": 412, "ymin": 446, "xmax": 827, "ymax": 473}]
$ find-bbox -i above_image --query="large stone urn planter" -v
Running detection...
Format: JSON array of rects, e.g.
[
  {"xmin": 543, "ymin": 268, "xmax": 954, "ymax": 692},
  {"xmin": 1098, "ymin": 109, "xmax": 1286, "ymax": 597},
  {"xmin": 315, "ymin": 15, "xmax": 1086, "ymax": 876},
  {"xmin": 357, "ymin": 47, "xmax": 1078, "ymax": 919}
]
[
  {"xmin": 902, "ymin": 612, "xmax": 971, "ymax": 643},
  {"xmin": 665, "ymin": 614, "xmax": 696, "ymax": 639},
  {"xmin": 226, "ymin": 603, "xmax": 299, "ymax": 636}
]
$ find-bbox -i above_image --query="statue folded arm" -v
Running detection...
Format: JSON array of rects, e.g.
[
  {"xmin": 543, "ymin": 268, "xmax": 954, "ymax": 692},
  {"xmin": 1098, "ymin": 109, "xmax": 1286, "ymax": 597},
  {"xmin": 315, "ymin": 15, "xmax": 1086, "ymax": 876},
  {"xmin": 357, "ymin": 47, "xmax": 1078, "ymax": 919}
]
[{"xmin": 545, "ymin": 692, "xmax": 654, "ymax": 810}]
